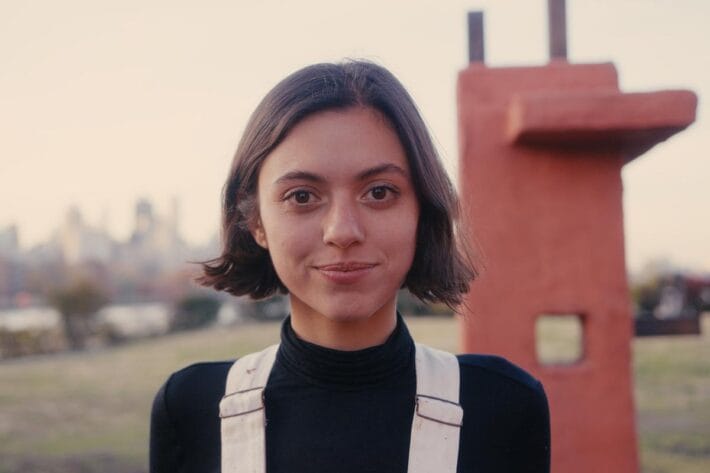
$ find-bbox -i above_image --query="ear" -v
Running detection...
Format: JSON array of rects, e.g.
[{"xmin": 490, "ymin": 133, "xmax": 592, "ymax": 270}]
[{"xmin": 250, "ymin": 217, "xmax": 269, "ymax": 249}]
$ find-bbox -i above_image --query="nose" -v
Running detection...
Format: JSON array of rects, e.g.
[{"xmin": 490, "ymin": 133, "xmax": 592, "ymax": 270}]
[{"xmin": 322, "ymin": 196, "xmax": 365, "ymax": 248}]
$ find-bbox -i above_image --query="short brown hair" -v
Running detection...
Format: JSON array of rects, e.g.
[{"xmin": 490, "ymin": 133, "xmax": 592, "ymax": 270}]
[{"xmin": 198, "ymin": 60, "xmax": 475, "ymax": 307}]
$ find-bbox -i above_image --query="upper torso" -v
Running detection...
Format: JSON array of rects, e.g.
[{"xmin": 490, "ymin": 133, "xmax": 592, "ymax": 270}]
[{"xmin": 150, "ymin": 317, "xmax": 550, "ymax": 473}]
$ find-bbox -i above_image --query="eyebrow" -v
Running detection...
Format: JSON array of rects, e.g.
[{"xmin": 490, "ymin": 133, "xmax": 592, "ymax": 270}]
[
  {"xmin": 274, "ymin": 170, "xmax": 325, "ymax": 185},
  {"xmin": 357, "ymin": 163, "xmax": 409, "ymax": 181},
  {"xmin": 274, "ymin": 163, "xmax": 409, "ymax": 185}
]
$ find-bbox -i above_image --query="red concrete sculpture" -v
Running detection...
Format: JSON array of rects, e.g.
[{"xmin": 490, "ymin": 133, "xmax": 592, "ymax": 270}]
[{"xmin": 457, "ymin": 54, "xmax": 697, "ymax": 473}]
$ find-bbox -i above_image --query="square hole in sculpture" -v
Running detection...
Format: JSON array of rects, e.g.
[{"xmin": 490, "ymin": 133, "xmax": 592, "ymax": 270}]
[{"xmin": 536, "ymin": 314, "xmax": 584, "ymax": 365}]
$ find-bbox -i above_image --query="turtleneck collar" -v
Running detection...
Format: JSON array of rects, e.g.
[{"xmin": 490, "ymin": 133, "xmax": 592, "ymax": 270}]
[{"xmin": 276, "ymin": 313, "xmax": 415, "ymax": 391}]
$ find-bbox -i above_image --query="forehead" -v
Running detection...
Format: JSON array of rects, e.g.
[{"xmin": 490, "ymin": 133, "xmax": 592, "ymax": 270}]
[{"xmin": 259, "ymin": 107, "xmax": 410, "ymax": 185}]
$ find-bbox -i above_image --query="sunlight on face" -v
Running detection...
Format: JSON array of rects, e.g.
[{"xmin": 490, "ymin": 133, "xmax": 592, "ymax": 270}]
[{"xmin": 253, "ymin": 107, "xmax": 419, "ymax": 338}]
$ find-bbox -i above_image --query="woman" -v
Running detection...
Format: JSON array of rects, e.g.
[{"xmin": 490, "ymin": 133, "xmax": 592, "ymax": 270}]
[{"xmin": 150, "ymin": 60, "xmax": 550, "ymax": 473}]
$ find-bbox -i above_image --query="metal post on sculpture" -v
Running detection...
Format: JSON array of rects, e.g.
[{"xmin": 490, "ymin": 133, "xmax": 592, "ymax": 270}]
[
  {"xmin": 548, "ymin": 0, "xmax": 567, "ymax": 61},
  {"xmin": 456, "ymin": 1, "xmax": 697, "ymax": 472}
]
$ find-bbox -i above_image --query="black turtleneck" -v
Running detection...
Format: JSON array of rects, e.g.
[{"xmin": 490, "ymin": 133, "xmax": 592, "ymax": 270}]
[{"xmin": 150, "ymin": 316, "xmax": 550, "ymax": 473}]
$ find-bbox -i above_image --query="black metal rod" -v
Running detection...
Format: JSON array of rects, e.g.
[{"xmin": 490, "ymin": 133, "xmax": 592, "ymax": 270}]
[
  {"xmin": 548, "ymin": 0, "xmax": 568, "ymax": 60},
  {"xmin": 468, "ymin": 11, "xmax": 485, "ymax": 64}
]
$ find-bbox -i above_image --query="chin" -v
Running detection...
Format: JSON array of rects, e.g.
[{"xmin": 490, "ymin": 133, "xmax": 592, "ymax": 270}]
[
  {"xmin": 297, "ymin": 294, "xmax": 393, "ymax": 324},
  {"xmin": 317, "ymin": 302, "xmax": 379, "ymax": 323}
]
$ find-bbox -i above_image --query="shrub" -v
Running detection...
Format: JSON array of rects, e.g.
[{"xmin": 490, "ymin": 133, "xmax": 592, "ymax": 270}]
[
  {"xmin": 171, "ymin": 295, "xmax": 222, "ymax": 331},
  {"xmin": 48, "ymin": 280, "xmax": 109, "ymax": 350}
]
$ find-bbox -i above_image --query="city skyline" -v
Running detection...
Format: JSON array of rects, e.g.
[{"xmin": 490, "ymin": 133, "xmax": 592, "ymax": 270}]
[
  {"xmin": 1, "ymin": 195, "xmax": 196, "ymax": 242},
  {"xmin": 1, "ymin": 0, "xmax": 709, "ymax": 273},
  {"xmin": 0, "ymin": 196, "xmax": 217, "ymax": 264},
  {"xmin": 0, "ymin": 196, "xmax": 220, "ymax": 310}
]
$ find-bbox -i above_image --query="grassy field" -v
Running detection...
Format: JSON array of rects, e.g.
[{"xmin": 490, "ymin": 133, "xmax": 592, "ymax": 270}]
[
  {"xmin": 1, "ymin": 315, "xmax": 709, "ymax": 472},
  {"xmin": 633, "ymin": 315, "xmax": 710, "ymax": 473}
]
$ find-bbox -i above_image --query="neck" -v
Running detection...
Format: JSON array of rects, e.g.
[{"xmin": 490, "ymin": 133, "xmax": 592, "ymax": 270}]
[{"xmin": 289, "ymin": 299, "xmax": 398, "ymax": 351}]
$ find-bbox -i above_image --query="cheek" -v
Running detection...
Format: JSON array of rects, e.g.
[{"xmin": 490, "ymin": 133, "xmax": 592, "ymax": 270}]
[
  {"xmin": 271, "ymin": 235, "xmax": 309, "ymax": 264},
  {"xmin": 378, "ymin": 206, "xmax": 419, "ymax": 264},
  {"xmin": 261, "ymin": 217, "xmax": 319, "ymax": 277}
]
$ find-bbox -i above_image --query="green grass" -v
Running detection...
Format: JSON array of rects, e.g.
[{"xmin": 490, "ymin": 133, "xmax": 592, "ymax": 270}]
[
  {"xmin": 633, "ymin": 315, "xmax": 710, "ymax": 473},
  {"xmin": 1, "ymin": 315, "xmax": 709, "ymax": 472},
  {"xmin": 0, "ymin": 322, "xmax": 281, "ymax": 472}
]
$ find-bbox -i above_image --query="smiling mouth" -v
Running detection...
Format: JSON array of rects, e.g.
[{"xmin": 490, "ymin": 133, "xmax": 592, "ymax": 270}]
[
  {"xmin": 314, "ymin": 262, "xmax": 377, "ymax": 284},
  {"xmin": 316, "ymin": 262, "xmax": 377, "ymax": 272}
]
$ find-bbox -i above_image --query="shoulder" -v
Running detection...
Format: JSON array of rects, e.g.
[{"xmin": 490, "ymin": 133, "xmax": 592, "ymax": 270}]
[
  {"xmin": 454, "ymin": 354, "xmax": 551, "ymax": 470},
  {"xmin": 455, "ymin": 353, "xmax": 548, "ymax": 425},
  {"xmin": 153, "ymin": 361, "xmax": 234, "ymax": 422},
  {"xmin": 165, "ymin": 361, "xmax": 234, "ymax": 393},
  {"xmin": 151, "ymin": 361, "xmax": 233, "ymax": 472},
  {"xmin": 456, "ymin": 353, "xmax": 544, "ymax": 394}
]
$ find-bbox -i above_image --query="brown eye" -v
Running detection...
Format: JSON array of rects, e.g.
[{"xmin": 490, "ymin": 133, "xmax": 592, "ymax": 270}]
[
  {"xmin": 370, "ymin": 186, "xmax": 388, "ymax": 200},
  {"xmin": 293, "ymin": 190, "xmax": 311, "ymax": 204}
]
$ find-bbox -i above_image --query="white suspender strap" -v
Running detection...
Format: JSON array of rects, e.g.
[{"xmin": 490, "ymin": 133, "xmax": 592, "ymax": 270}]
[
  {"xmin": 219, "ymin": 344, "xmax": 279, "ymax": 473},
  {"xmin": 408, "ymin": 343, "xmax": 463, "ymax": 473},
  {"xmin": 219, "ymin": 342, "xmax": 462, "ymax": 473}
]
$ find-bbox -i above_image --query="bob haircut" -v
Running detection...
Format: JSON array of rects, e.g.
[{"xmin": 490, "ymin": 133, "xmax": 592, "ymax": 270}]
[{"xmin": 199, "ymin": 60, "xmax": 475, "ymax": 307}]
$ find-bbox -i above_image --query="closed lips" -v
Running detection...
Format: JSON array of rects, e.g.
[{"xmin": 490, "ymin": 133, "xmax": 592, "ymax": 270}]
[{"xmin": 316, "ymin": 263, "xmax": 376, "ymax": 272}]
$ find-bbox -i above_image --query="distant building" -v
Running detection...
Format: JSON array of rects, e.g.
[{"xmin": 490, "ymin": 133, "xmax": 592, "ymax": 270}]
[
  {"xmin": 132, "ymin": 199, "xmax": 155, "ymax": 244},
  {"xmin": 1, "ymin": 197, "xmax": 216, "ymax": 306},
  {"xmin": 0, "ymin": 225, "xmax": 25, "ymax": 307},
  {"xmin": 0, "ymin": 225, "xmax": 19, "ymax": 258},
  {"xmin": 59, "ymin": 206, "xmax": 114, "ymax": 265},
  {"xmin": 126, "ymin": 198, "xmax": 186, "ymax": 270}
]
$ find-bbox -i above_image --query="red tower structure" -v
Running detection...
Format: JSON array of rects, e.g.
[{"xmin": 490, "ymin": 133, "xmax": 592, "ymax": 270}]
[{"xmin": 457, "ymin": 4, "xmax": 697, "ymax": 472}]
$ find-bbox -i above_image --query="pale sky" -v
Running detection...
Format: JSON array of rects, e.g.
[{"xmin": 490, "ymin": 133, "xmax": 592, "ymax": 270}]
[{"xmin": 1, "ymin": 0, "xmax": 708, "ymax": 273}]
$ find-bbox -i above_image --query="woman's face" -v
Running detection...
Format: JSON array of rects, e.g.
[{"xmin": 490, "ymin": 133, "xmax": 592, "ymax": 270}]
[{"xmin": 253, "ymin": 106, "xmax": 419, "ymax": 327}]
